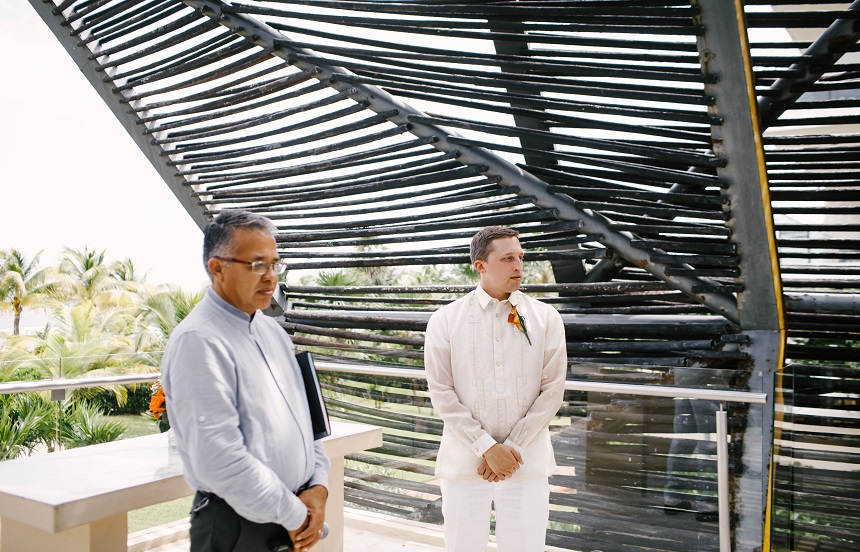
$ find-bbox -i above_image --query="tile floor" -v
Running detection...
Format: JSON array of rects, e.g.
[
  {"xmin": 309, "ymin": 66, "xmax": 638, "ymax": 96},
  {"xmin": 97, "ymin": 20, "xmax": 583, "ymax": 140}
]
[
  {"xmin": 138, "ymin": 509, "xmax": 451, "ymax": 552},
  {"xmin": 137, "ymin": 508, "xmax": 571, "ymax": 551}
]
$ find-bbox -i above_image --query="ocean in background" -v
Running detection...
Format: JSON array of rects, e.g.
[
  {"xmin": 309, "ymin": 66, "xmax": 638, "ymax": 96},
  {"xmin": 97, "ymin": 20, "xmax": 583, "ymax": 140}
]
[{"xmin": 0, "ymin": 309, "xmax": 51, "ymax": 335}]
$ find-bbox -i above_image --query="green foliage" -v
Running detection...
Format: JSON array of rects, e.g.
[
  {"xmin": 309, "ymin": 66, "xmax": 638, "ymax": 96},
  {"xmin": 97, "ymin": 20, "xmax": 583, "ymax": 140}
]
[
  {"xmin": 0, "ymin": 248, "xmax": 56, "ymax": 335},
  {"xmin": 59, "ymin": 402, "xmax": 127, "ymax": 449},
  {"xmin": 311, "ymin": 268, "xmax": 368, "ymax": 287},
  {"xmin": 0, "ymin": 393, "xmax": 53, "ymax": 460},
  {"xmin": 110, "ymin": 258, "xmax": 142, "ymax": 283},
  {"xmin": 0, "ymin": 246, "xmax": 204, "ymax": 457},
  {"xmin": 406, "ymin": 263, "xmax": 477, "ymax": 288},
  {"xmin": 156, "ymin": 409, "xmax": 170, "ymax": 433},
  {"xmin": 135, "ymin": 286, "xmax": 204, "ymax": 346},
  {"xmin": 114, "ymin": 413, "xmax": 160, "ymax": 439},
  {"xmin": 56, "ymin": 246, "xmax": 115, "ymax": 303},
  {"xmin": 2, "ymin": 299, "xmax": 156, "ymax": 403},
  {"xmin": 89, "ymin": 383, "xmax": 152, "ymax": 415},
  {"xmin": 0, "ymin": 395, "xmax": 130, "ymax": 455},
  {"xmin": 10, "ymin": 366, "xmax": 45, "ymax": 381},
  {"xmin": 524, "ymin": 259, "xmax": 556, "ymax": 285}
]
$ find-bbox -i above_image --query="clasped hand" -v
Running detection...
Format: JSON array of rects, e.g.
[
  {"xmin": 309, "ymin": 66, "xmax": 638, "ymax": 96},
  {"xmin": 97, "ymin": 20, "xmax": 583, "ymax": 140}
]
[
  {"xmin": 288, "ymin": 485, "xmax": 328, "ymax": 552},
  {"xmin": 477, "ymin": 443, "xmax": 524, "ymax": 482}
]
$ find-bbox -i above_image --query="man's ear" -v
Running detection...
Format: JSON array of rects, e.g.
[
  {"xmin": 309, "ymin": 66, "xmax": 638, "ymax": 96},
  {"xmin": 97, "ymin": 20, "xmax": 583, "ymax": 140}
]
[
  {"xmin": 207, "ymin": 257, "xmax": 223, "ymax": 280},
  {"xmin": 474, "ymin": 259, "xmax": 486, "ymax": 274}
]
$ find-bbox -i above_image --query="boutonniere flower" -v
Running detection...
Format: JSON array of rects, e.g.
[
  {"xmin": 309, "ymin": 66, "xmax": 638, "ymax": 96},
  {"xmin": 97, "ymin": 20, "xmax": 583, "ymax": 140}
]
[
  {"xmin": 508, "ymin": 305, "xmax": 532, "ymax": 345},
  {"xmin": 147, "ymin": 380, "xmax": 170, "ymax": 433}
]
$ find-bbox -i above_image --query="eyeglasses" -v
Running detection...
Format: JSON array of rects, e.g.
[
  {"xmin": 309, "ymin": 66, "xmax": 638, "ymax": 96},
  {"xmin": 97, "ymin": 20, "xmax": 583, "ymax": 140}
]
[{"xmin": 213, "ymin": 257, "xmax": 287, "ymax": 275}]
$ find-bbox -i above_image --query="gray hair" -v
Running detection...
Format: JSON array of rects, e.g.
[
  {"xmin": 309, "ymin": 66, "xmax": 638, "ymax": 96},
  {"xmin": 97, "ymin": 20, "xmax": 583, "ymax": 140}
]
[
  {"xmin": 469, "ymin": 226, "xmax": 519, "ymax": 264},
  {"xmin": 203, "ymin": 210, "xmax": 277, "ymax": 277}
]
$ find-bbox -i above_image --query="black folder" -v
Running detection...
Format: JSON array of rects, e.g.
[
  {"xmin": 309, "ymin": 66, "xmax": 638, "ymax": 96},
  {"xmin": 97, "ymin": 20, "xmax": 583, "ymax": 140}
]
[{"xmin": 295, "ymin": 351, "xmax": 331, "ymax": 440}]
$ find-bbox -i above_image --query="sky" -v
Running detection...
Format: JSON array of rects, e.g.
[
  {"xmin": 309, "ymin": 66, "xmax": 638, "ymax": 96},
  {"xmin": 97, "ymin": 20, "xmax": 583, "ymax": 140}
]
[{"xmin": 0, "ymin": 2, "xmax": 210, "ymax": 293}]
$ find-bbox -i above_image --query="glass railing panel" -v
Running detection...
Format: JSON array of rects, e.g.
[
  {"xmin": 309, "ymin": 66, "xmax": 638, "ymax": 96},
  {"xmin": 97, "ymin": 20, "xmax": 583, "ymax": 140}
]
[
  {"xmin": 769, "ymin": 362, "xmax": 860, "ymax": 552},
  {"xmin": 549, "ymin": 389, "xmax": 764, "ymax": 552},
  {"xmin": 0, "ymin": 368, "xmax": 768, "ymax": 551},
  {"xmin": 313, "ymin": 362, "xmax": 765, "ymax": 551}
]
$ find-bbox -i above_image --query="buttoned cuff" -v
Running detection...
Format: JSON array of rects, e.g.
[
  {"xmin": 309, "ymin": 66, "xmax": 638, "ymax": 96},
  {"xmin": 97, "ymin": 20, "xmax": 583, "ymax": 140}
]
[
  {"xmin": 472, "ymin": 434, "xmax": 498, "ymax": 458},
  {"xmin": 503, "ymin": 438, "xmax": 525, "ymax": 456}
]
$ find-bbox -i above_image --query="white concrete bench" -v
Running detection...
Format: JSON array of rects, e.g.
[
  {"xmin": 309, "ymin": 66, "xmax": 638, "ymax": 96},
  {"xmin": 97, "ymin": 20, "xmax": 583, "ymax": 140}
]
[{"xmin": 0, "ymin": 421, "xmax": 382, "ymax": 552}]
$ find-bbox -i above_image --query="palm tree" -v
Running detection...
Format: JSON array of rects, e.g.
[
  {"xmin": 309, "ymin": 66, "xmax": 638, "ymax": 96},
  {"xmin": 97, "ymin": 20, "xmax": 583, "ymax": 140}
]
[
  {"xmin": 2, "ymin": 299, "xmax": 143, "ymax": 452},
  {"xmin": 133, "ymin": 285, "xmax": 204, "ymax": 358},
  {"xmin": 7, "ymin": 305, "xmax": 101, "ymax": 373},
  {"xmin": 0, "ymin": 249, "xmax": 55, "ymax": 335},
  {"xmin": 6, "ymin": 298, "xmax": 151, "ymax": 388},
  {"xmin": 130, "ymin": 285, "xmax": 204, "ymax": 435},
  {"xmin": 110, "ymin": 258, "xmax": 144, "ymax": 284},
  {"xmin": 56, "ymin": 246, "xmax": 135, "ymax": 308}
]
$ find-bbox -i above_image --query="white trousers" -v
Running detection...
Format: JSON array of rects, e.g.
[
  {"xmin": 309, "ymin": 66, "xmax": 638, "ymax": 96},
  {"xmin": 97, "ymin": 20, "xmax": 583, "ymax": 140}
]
[{"xmin": 440, "ymin": 477, "xmax": 550, "ymax": 552}]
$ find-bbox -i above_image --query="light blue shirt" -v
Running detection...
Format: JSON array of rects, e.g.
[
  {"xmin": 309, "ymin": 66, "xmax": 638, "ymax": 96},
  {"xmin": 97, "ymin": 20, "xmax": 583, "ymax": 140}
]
[{"xmin": 162, "ymin": 289, "xmax": 330, "ymax": 530}]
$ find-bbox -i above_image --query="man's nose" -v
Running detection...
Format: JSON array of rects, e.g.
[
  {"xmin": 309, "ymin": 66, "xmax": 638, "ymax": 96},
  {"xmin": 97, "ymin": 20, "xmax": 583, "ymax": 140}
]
[{"xmin": 261, "ymin": 264, "xmax": 277, "ymax": 278}]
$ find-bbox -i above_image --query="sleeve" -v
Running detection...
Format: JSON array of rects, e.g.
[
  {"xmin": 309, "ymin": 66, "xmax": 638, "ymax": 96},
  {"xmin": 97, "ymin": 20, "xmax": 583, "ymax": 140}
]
[
  {"xmin": 503, "ymin": 306, "xmax": 567, "ymax": 454},
  {"xmin": 307, "ymin": 439, "xmax": 330, "ymax": 491},
  {"xmin": 162, "ymin": 331, "xmax": 309, "ymax": 531},
  {"xmin": 424, "ymin": 309, "xmax": 497, "ymax": 458}
]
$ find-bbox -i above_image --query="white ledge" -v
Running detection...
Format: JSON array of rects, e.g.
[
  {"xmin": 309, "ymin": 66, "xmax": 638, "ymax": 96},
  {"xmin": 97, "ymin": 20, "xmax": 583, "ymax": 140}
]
[{"xmin": 0, "ymin": 421, "xmax": 382, "ymax": 552}]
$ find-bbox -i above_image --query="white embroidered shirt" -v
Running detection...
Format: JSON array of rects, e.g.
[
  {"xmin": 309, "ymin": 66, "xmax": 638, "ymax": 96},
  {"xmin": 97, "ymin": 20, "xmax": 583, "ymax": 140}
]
[{"xmin": 424, "ymin": 286, "xmax": 567, "ymax": 480}]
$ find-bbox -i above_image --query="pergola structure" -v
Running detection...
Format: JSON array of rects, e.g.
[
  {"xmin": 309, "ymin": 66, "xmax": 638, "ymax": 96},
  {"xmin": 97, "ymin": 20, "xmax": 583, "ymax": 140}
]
[{"xmin": 30, "ymin": 1, "xmax": 859, "ymax": 550}]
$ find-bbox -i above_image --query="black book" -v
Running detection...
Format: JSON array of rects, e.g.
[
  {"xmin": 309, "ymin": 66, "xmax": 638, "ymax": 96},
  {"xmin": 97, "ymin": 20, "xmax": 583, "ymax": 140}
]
[{"xmin": 295, "ymin": 351, "xmax": 331, "ymax": 440}]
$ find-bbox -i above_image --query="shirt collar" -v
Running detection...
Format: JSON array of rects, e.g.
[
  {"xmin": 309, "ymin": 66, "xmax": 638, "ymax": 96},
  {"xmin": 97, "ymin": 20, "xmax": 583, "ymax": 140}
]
[
  {"xmin": 206, "ymin": 287, "xmax": 255, "ymax": 323},
  {"xmin": 474, "ymin": 285, "xmax": 521, "ymax": 309}
]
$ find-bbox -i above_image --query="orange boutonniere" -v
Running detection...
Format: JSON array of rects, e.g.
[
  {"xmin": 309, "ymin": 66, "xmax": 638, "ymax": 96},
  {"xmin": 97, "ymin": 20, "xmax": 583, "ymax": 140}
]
[
  {"xmin": 508, "ymin": 305, "xmax": 532, "ymax": 345},
  {"xmin": 147, "ymin": 380, "xmax": 170, "ymax": 433}
]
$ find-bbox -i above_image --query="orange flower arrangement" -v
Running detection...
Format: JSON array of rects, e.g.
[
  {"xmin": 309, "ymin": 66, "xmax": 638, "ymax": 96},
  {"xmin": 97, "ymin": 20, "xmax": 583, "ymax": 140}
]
[
  {"xmin": 508, "ymin": 305, "xmax": 532, "ymax": 345},
  {"xmin": 148, "ymin": 380, "xmax": 170, "ymax": 433}
]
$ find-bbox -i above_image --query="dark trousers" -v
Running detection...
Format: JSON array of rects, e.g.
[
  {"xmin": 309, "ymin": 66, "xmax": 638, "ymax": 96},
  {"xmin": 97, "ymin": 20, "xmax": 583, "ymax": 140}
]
[{"xmin": 190, "ymin": 491, "xmax": 292, "ymax": 552}]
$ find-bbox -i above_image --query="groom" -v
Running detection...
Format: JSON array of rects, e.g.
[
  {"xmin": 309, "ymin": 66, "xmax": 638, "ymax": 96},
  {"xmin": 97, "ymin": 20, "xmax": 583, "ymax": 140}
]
[{"xmin": 424, "ymin": 226, "xmax": 567, "ymax": 551}]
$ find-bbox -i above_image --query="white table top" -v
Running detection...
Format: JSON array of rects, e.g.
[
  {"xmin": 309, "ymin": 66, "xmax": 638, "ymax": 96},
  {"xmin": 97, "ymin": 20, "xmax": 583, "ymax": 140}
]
[{"xmin": 0, "ymin": 421, "xmax": 381, "ymax": 532}]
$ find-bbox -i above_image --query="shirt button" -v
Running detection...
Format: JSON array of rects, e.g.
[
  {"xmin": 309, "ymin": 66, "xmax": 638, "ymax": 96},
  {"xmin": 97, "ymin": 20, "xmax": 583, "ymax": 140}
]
[{"xmin": 496, "ymin": 337, "xmax": 500, "ymax": 341}]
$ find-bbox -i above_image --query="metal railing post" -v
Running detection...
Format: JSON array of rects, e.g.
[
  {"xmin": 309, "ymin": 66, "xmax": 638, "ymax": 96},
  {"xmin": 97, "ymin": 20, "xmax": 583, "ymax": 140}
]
[{"xmin": 717, "ymin": 403, "xmax": 731, "ymax": 552}]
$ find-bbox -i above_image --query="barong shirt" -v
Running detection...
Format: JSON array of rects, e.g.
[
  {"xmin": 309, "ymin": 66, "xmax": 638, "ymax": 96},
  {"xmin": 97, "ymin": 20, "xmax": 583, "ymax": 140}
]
[
  {"xmin": 162, "ymin": 289, "xmax": 330, "ymax": 531},
  {"xmin": 425, "ymin": 286, "xmax": 567, "ymax": 480}
]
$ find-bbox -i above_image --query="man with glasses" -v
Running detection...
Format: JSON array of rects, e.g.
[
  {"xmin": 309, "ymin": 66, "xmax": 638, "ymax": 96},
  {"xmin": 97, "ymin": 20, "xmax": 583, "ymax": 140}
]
[{"xmin": 162, "ymin": 209, "xmax": 330, "ymax": 552}]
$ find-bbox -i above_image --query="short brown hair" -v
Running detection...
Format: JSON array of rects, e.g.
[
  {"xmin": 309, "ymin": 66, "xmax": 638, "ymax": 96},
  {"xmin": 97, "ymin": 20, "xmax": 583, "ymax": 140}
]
[{"xmin": 470, "ymin": 226, "xmax": 519, "ymax": 264}]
